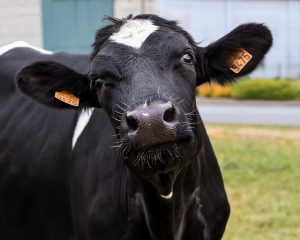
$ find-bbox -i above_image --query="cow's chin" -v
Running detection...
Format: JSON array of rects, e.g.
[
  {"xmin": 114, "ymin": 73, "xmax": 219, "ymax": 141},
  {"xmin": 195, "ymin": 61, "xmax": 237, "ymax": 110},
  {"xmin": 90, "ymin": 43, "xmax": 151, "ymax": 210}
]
[{"xmin": 121, "ymin": 140, "xmax": 196, "ymax": 198}]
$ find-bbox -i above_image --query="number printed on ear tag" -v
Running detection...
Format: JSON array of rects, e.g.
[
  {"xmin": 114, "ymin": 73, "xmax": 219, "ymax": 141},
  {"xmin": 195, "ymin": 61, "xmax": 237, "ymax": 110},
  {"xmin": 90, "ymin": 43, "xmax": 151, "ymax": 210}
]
[
  {"xmin": 228, "ymin": 48, "xmax": 253, "ymax": 74},
  {"xmin": 54, "ymin": 91, "xmax": 80, "ymax": 107}
]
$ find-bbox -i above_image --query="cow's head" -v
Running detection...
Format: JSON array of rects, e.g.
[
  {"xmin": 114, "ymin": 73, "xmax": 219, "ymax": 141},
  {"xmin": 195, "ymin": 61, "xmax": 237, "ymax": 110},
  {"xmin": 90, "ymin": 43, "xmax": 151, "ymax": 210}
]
[{"xmin": 17, "ymin": 15, "xmax": 272, "ymax": 198}]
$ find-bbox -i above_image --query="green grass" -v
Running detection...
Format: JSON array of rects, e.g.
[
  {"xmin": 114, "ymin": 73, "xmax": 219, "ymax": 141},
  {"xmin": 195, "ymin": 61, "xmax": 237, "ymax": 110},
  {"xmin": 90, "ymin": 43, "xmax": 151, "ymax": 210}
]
[{"xmin": 206, "ymin": 124, "xmax": 300, "ymax": 240}]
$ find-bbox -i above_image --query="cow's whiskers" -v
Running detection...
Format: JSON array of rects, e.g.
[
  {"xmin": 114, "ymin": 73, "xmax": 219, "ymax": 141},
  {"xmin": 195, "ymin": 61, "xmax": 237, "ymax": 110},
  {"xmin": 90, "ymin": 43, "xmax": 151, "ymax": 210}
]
[{"xmin": 123, "ymin": 144, "xmax": 181, "ymax": 169}]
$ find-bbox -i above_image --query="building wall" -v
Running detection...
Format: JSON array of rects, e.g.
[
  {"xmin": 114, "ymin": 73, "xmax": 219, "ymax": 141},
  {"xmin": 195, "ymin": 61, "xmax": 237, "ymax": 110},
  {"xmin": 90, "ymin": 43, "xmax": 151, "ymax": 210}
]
[
  {"xmin": 42, "ymin": 0, "xmax": 113, "ymax": 53},
  {"xmin": 0, "ymin": 0, "xmax": 43, "ymax": 47},
  {"xmin": 159, "ymin": 0, "xmax": 300, "ymax": 79},
  {"xmin": 114, "ymin": 0, "xmax": 158, "ymax": 18},
  {"xmin": 0, "ymin": 0, "xmax": 299, "ymax": 78}
]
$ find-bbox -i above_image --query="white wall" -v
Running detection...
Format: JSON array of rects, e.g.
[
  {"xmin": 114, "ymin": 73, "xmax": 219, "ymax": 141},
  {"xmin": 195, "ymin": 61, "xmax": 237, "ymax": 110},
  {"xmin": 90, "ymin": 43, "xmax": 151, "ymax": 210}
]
[
  {"xmin": 0, "ymin": 0, "xmax": 298, "ymax": 79},
  {"xmin": 0, "ymin": 0, "xmax": 42, "ymax": 47},
  {"xmin": 114, "ymin": 0, "xmax": 158, "ymax": 18},
  {"xmin": 159, "ymin": 0, "xmax": 300, "ymax": 79}
]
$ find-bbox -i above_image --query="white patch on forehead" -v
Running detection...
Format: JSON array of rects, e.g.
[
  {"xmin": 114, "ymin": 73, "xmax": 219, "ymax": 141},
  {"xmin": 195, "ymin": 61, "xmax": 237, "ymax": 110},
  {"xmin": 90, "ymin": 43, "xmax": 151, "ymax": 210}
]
[
  {"xmin": 109, "ymin": 19, "xmax": 159, "ymax": 49},
  {"xmin": 0, "ymin": 41, "xmax": 53, "ymax": 55},
  {"xmin": 72, "ymin": 108, "xmax": 94, "ymax": 149}
]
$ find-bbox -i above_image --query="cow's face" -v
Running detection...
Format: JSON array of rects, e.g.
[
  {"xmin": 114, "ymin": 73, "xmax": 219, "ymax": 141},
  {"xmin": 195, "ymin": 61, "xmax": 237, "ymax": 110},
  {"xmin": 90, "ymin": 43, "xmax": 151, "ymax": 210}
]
[
  {"xmin": 88, "ymin": 19, "xmax": 200, "ymax": 195},
  {"xmin": 17, "ymin": 14, "xmax": 272, "ymax": 198}
]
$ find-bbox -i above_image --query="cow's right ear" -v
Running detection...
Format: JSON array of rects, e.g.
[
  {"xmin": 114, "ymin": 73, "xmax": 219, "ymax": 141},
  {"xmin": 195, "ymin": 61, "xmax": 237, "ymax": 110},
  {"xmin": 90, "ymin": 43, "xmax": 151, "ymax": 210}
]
[{"xmin": 16, "ymin": 61, "xmax": 101, "ymax": 108}]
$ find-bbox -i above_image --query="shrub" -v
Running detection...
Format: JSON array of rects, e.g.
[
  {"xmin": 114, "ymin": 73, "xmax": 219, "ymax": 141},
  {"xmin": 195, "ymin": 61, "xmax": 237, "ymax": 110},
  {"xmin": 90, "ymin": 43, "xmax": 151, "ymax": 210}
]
[
  {"xmin": 197, "ymin": 83, "xmax": 232, "ymax": 98},
  {"xmin": 231, "ymin": 79, "xmax": 300, "ymax": 100},
  {"xmin": 211, "ymin": 84, "xmax": 232, "ymax": 98}
]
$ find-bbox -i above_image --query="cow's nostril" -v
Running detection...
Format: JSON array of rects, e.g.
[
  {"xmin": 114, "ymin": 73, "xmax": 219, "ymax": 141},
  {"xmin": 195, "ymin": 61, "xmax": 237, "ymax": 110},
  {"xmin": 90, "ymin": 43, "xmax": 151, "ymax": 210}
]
[
  {"xmin": 163, "ymin": 105, "xmax": 176, "ymax": 123},
  {"xmin": 126, "ymin": 115, "xmax": 139, "ymax": 131}
]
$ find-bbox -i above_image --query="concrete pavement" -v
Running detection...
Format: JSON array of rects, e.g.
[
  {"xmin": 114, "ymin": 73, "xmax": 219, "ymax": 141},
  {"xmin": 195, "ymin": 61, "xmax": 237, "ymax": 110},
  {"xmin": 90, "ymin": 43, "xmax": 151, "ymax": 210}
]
[{"xmin": 196, "ymin": 98, "xmax": 300, "ymax": 126}]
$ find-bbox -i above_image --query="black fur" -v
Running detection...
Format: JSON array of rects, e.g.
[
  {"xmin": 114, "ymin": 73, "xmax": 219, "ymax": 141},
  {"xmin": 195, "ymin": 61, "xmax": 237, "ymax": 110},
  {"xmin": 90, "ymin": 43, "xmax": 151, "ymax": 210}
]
[
  {"xmin": 17, "ymin": 61, "xmax": 100, "ymax": 108},
  {"xmin": 199, "ymin": 23, "xmax": 273, "ymax": 84},
  {"xmin": 0, "ymin": 14, "xmax": 272, "ymax": 240}
]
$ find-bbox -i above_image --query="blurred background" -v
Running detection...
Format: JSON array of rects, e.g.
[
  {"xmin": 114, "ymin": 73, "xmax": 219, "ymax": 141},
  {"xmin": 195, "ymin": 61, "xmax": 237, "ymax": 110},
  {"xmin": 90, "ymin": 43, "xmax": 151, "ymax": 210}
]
[
  {"xmin": 0, "ymin": 0, "xmax": 300, "ymax": 79},
  {"xmin": 0, "ymin": 0, "xmax": 299, "ymax": 239}
]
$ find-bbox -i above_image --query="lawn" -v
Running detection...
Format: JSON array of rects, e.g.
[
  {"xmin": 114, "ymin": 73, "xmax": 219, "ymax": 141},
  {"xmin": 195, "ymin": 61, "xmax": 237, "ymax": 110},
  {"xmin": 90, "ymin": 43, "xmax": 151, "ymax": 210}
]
[{"xmin": 206, "ymin": 124, "xmax": 300, "ymax": 240}]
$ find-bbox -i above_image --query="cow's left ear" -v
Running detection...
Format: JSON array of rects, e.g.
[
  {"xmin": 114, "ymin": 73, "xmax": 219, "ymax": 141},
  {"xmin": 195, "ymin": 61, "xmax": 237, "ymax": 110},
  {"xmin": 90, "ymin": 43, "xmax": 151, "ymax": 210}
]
[
  {"xmin": 17, "ymin": 61, "xmax": 100, "ymax": 108},
  {"xmin": 196, "ymin": 23, "xmax": 273, "ymax": 85}
]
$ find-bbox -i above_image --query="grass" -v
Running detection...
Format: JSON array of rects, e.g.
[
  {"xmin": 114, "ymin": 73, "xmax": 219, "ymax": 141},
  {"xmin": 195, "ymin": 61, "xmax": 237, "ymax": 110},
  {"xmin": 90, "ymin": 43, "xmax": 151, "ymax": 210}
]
[{"xmin": 206, "ymin": 124, "xmax": 300, "ymax": 240}]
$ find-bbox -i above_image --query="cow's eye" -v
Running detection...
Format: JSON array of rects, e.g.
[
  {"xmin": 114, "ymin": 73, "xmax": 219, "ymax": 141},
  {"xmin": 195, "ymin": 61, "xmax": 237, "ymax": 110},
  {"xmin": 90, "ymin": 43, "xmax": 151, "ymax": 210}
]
[
  {"xmin": 181, "ymin": 53, "xmax": 193, "ymax": 64},
  {"xmin": 94, "ymin": 79, "xmax": 103, "ymax": 89},
  {"xmin": 93, "ymin": 78, "xmax": 115, "ymax": 92},
  {"xmin": 93, "ymin": 79, "xmax": 103, "ymax": 94}
]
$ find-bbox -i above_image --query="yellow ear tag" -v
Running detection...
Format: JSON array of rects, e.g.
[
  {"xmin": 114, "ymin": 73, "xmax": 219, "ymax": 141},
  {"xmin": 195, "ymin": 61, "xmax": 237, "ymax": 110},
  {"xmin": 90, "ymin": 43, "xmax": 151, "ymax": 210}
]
[
  {"xmin": 228, "ymin": 48, "xmax": 253, "ymax": 74},
  {"xmin": 54, "ymin": 91, "xmax": 80, "ymax": 107}
]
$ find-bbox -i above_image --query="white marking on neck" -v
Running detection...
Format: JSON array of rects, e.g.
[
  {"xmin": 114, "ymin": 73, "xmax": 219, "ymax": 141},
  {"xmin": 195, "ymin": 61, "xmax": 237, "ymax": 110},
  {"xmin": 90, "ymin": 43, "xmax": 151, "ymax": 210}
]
[
  {"xmin": 109, "ymin": 19, "xmax": 159, "ymax": 49},
  {"xmin": 0, "ymin": 41, "xmax": 53, "ymax": 55},
  {"xmin": 160, "ymin": 191, "xmax": 173, "ymax": 200},
  {"xmin": 72, "ymin": 108, "xmax": 94, "ymax": 149}
]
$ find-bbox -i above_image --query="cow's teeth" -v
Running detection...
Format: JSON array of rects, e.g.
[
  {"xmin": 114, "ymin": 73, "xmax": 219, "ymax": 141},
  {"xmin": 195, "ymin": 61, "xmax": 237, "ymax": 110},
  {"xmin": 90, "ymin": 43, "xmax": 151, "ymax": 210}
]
[{"xmin": 160, "ymin": 191, "xmax": 173, "ymax": 200}]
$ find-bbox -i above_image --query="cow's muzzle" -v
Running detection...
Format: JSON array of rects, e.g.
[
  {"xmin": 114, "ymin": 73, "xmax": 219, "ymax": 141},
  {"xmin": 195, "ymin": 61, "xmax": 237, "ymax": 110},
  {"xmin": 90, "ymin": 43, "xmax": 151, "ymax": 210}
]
[{"xmin": 120, "ymin": 100, "xmax": 186, "ymax": 150}]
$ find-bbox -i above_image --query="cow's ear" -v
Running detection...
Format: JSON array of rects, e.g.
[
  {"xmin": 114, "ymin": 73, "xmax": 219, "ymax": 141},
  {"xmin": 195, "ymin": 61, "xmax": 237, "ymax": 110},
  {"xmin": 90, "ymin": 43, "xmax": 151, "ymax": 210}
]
[
  {"xmin": 196, "ymin": 23, "xmax": 272, "ymax": 85},
  {"xmin": 17, "ymin": 61, "xmax": 100, "ymax": 108}
]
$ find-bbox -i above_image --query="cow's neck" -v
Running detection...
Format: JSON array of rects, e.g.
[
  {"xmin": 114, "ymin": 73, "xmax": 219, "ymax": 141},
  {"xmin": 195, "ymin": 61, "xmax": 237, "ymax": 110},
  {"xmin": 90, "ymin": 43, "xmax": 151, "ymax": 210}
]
[{"xmin": 131, "ymin": 157, "xmax": 206, "ymax": 240}]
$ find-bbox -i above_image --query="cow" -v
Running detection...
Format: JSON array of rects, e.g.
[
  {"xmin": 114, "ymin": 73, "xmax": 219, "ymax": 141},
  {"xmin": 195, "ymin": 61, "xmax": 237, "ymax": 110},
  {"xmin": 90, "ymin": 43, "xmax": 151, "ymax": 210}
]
[{"xmin": 0, "ymin": 14, "xmax": 272, "ymax": 240}]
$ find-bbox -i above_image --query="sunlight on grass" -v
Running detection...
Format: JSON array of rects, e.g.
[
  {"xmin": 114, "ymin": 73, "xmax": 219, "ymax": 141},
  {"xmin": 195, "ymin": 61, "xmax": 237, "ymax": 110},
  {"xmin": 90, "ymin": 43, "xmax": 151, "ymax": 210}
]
[{"xmin": 206, "ymin": 124, "xmax": 300, "ymax": 240}]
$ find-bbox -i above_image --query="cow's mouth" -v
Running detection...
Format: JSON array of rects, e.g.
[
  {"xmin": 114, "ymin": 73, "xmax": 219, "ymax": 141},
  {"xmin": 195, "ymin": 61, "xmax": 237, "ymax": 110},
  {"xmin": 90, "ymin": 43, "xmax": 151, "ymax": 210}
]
[
  {"xmin": 125, "ymin": 144, "xmax": 179, "ymax": 198},
  {"xmin": 155, "ymin": 170, "xmax": 176, "ymax": 198},
  {"xmin": 120, "ymin": 138, "xmax": 195, "ymax": 198}
]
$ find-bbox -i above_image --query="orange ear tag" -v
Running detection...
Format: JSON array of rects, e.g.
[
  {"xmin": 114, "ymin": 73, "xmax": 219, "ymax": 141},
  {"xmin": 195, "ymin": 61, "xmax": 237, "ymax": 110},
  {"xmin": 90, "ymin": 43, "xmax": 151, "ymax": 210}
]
[
  {"xmin": 54, "ymin": 91, "xmax": 80, "ymax": 107},
  {"xmin": 228, "ymin": 48, "xmax": 253, "ymax": 74}
]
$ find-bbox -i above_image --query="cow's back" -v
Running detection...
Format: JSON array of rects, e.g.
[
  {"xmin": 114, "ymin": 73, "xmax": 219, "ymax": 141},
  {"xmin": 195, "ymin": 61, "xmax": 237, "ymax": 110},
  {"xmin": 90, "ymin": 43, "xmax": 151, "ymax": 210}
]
[
  {"xmin": 0, "ymin": 45, "xmax": 89, "ymax": 239},
  {"xmin": 0, "ymin": 45, "xmax": 89, "ymax": 101}
]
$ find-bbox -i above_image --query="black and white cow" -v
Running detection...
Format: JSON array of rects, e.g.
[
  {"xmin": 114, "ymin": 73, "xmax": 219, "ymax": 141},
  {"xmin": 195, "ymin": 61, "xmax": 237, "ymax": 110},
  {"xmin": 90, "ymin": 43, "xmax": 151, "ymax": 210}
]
[{"xmin": 0, "ymin": 15, "xmax": 272, "ymax": 240}]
